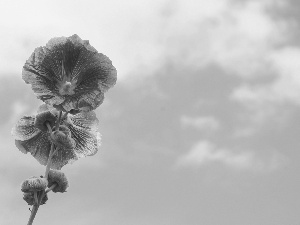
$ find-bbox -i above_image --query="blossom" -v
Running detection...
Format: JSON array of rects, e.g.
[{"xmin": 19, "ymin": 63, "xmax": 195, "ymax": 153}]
[
  {"xmin": 22, "ymin": 34, "xmax": 117, "ymax": 112},
  {"xmin": 12, "ymin": 104, "xmax": 101, "ymax": 170}
]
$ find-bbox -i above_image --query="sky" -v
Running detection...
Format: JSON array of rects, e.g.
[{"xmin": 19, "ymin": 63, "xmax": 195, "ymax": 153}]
[{"xmin": 0, "ymin": 0, "xmax": 300, "ymax": 224}]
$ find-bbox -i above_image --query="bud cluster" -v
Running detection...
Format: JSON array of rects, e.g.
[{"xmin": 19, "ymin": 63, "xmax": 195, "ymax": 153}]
[{"xmin": 21, "ymin": 170, "xmax": 69, "ymax": 206}]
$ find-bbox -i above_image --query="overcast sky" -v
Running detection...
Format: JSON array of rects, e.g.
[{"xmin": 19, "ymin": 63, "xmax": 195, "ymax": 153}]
[{"xmin": 1, "ymin": 0, "xmax": 300, "ymax": 224}]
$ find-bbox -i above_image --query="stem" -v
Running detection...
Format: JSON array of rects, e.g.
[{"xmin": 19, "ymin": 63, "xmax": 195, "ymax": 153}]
[
  {"xmin": 44, "ymin": 143, "xmax": 55, "ymax": 179},
  {"xmin": 62, "ymin": 111, "xmax": 69, "ymax": 120},
  {"xmin": 27, "ymin": 204, "xmax": 40, "ymax": 225},
  {"xmin": 46, "ymin": 122, "xmax": 52, "ymax": 134},
  {"xmin": 26, "ymin": 111, "xmax": 62, "ymax": 225},
  {"xmin": 45, "ymin": 183, "xmax": 57, "ymax": 194},
  {"xmin": 33, "ymin": 192, "xmax": 38, "ymax": 205},
  {"xmin": 55, "ymin": 111, "xmax": 62, "ymax": 131},
  {"xmin": 45, "ymin": 110, "xmax": 62, "ymax": 179}
]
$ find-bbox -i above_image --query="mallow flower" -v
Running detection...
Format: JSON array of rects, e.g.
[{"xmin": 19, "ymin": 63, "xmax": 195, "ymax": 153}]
[
  {"xmin": 11, "ymin": 104, "xmax": 101, "ymax": 169},
  {"xmin": 22, "ymin": 34, "xmax": 117, "ymax": 113}
]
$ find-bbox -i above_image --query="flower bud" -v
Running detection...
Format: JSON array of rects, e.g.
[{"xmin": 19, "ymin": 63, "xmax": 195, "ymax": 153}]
[
  {"xmin": 48, "ymin": 170, "xmax": 69, "ymax": 193},
  {"xmin": 34, "ymin": 111, "xmax": 56, "ymax": 131},
  {"xmin": 23, "ymin": 192, "xmax": 48, "ymax": 205},
  {"xmin": 50, "ymin": 125, "xmax": 75, "ymax": 149},
  {"xmin": 21, "ymin": 176, "xmax": 48, "ymax": 193}
]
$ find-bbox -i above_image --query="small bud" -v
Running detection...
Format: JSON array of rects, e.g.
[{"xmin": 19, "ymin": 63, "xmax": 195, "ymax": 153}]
[
  {"xmin": 50, "ymin": 126, "xmax": 75, "ymax": 149},
  {"xmin": 23, "ymin": 192, "xmax": 48, "ymax": 205},
  {"xmin": 21, "ymin": 176, "xmax": 48, "ymax": 193},
  {"xmin": 34, "ymin": 111, "xmax": 56, "ymax": 131},
  {"xmin": 57, "ymin": 125, "xmax": 71, "ymax": 137},
  {"xmin": 48, "ymin": 170, "xmax": 69, "ymax": 193}
]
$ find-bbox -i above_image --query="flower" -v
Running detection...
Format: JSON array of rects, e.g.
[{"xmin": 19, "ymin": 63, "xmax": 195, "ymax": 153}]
[
  {"xmin": 47, "ymin": 170, "xmax": 69, "ymax": 193},
  {"xmin": 22, "ymin": 34, "xmax": 117, "ymax": 112},
  {"xmin": 12, "ymin": 104, "xmax": 101, "ymax": 169}
]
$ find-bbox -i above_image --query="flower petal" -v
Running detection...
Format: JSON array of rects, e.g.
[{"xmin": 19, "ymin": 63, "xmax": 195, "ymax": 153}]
[
  {"xmin": 22, "ymin": 46, "xmax": 65, "ymax": 105},
  {"xmin": 15, "ymin": 132, "xmax": 51, "ymax": 167},
  {"xmin": 53, "ymin": 91, "xmax": 104, "ymax": 112},
  {"xmin": 65, "ymin": 111, "xmax": 101, "ymax": 157},
  {"xmin": 69, "ymin": 110, "xmax": 99, "ymax": 131},
  {"xmin": 51, "ymin": 147, "xmax": 78, "ymax": 170},
  {"xmin": 12, "ymin": 116, "xmax": 40, "ymax": 141},
  {"xmin": 15, "ymin": 132, "xmax": 77, "ymax": 170},
  {"xmin": 71, "ymin": 50, "xmax": 117, "ymax": 91}
]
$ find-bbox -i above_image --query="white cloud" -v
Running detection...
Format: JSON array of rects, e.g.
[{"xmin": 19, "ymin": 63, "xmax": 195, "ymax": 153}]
[
  {"xmin": 0, "ymin": 0, "xmax": 289, "ymax": 82},
  {"xmin": 161, "ymin": 0, "xmax": 288, "ymax": 77},
  {"xmin": 181, "ymin": 115, "xmax": 220, "ymax": 131},
  {"xmin": 177, "ymin": 140, "xmax": 285, "ymax": 172},
  {"xmin": 233, "ymin": 47, "xmax": 300, "ymax": 105},
  {"xmin": 229, "ymin": 47, "xmax": 300, "ymax": 130}
]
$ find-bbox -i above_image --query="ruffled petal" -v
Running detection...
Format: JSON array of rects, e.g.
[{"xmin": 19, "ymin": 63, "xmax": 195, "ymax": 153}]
[
  {"xmin": 71, "ymin": 49, "xmax": 117, "ymax": 92},
  {"xmin": 22, "ymin": 46, "xmax": 65, "ymax": 105},
  {"xmin": 65, "ymin": 111, "xmax": 101, "ymax": 157},
  {"xmin": 15, "ymin": 132, "xmax": 51, "ymax": 167},
  {"xmin": 50, "ymin": 147, "xmax": 78, "ymax": 170},
  {"xmin": 12, "ymin": 116, "xmax": 40, "ymax": 141},
  {"xmin": 68, "ymin": 111, "xmax": 99, "ymax": 131},
  {"xmin": 15, "ymin": 132, "xmax": 75, "ymax": 170},
  {"xmin": 53, "ymin": 91, "xmax": 104, "ymax": 112}
]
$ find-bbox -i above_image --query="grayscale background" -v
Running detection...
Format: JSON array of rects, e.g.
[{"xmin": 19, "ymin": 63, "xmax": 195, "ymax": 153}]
[{"xmin": 1, "ymin": 0, "xmax": 299, "ymax": 224}]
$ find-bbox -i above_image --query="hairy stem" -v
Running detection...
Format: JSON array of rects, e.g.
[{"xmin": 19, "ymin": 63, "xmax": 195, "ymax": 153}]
[
  {"xmin": 44, "ymin": 143, "xmax": 55, "ymax": 179},
  {"xmin": 45, "ymin": 183, "xmax": 57, "ymax": 194},
  {"xmin": 55, "ymin": 111, "xmax": 62, "ymax": 131},
  {"xmin": 62, "ymin": 111, "xmax": 69, "ymax": 121},
  {"xmin": 27, "ymin": 204, "xmax": 40, "ymax": 225},
  {"xmin": 26, "ymin": 111, "xmax": 63, "ymax": 225},
  {"xmin": 33, "ymin": 191, "xmax": 38, "ymax": 205},
  {"xmin": 46, "ymin": 122, "xmax": 52, "ymax": 134}
]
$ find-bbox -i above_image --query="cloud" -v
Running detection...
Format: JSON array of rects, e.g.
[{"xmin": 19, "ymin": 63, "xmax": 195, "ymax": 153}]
[
  {"xmin": 181, "ymin": 115, "xmax": 220, "ymax": 131},
  {"xmin": 232, "ymin": 47, "xmax": 300, "ymax": 105},
  {"xmin": 176, "ymin": 140, "xmax": 285, "ymax": 172},
  {"xmin": 0, "ymin": 0, "xmax": 289, "ymax": 82},
  {"xmin": 160, "ymin": 0, "xmax": 288, "ymax": 76},
  {"xmin": 228, "ymin": 46, "xmax": 300, "ymax": 132}
]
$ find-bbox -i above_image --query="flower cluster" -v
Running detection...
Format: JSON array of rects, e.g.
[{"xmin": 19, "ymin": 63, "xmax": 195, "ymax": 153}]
[
  {"xmin": 11, "ymin": 34, "xmax": 117, "ymax": 224},
  {"xmin": 12, "ymin": 104, "xmax": 101, "ymax": 169}
]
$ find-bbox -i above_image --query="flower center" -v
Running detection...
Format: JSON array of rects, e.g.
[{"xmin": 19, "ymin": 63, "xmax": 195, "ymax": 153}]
[{"xmin": 59, "ymin": 81, "xmax": 76, "ymax": 95}]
